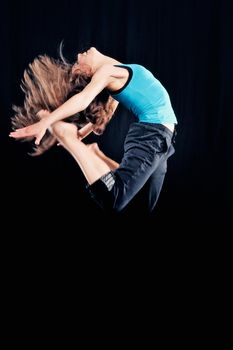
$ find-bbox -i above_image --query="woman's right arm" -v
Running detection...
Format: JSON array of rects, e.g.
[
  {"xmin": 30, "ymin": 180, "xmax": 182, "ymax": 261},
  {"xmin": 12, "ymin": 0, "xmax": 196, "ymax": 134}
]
[{"xmin": 9, "ymin": 65, "xmax": 115, "ymax": 144}]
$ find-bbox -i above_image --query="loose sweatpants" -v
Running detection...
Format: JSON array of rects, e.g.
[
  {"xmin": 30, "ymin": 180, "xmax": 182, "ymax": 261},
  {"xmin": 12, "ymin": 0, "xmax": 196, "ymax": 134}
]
[{"xmin": 87, "ymin": 122, "xmax": 176, "ymax": 213}]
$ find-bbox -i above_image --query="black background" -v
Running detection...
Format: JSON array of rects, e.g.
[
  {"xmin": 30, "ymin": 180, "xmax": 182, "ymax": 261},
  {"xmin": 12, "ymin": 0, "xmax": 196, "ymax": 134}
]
[{"xmin": 1, "ymin": 0, "xmax": 232, "ymax": 230}]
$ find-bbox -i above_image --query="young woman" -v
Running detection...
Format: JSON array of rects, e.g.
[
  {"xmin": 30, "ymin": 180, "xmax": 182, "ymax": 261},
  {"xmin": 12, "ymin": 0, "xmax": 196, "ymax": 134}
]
[{"xmin": 10, "ymin": 47, "xmax": 177, "ymax": 213}]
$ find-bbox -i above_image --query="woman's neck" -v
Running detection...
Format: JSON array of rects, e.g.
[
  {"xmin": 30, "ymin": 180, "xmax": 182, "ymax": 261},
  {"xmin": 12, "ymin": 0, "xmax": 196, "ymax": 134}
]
[{"xmin": 93, "ymin": 55, "xmax": 122, "ymax": 73}]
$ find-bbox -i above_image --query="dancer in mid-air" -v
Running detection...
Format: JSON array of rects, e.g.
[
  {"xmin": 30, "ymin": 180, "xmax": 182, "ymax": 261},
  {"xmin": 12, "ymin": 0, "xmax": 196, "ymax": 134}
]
[{"xmin": 10, "ymin": 46, "xmax": 177, "ymax": 213}]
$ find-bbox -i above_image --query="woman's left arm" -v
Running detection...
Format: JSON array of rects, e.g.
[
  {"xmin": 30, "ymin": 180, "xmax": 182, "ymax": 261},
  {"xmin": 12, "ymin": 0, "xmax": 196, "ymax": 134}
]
[{"xmin": 77, "ymin": 122, "xmax": 94, "ymax": 140}]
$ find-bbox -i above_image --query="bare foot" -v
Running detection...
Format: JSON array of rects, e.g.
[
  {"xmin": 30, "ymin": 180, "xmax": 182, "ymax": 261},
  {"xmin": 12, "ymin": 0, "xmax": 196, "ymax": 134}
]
[
  {"xmin": 51, "ymin": 122, "xmax": 78, "ymax": 139},
  {"xmin": 86, "ymin": 142, "xmax": 100, "ymax": 153}
]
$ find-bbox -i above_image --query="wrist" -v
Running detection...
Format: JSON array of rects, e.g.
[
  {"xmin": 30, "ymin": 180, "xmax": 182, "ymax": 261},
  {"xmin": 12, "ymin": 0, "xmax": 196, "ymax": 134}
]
[{"xmin": 41, "ymin": 117, "xmax": 51, "ymax": 130}]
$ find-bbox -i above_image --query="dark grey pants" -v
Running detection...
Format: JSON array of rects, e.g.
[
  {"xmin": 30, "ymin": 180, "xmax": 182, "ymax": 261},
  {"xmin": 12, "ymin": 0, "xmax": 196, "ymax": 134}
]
[{"xmin": 87, "ymin": 122, "xmax": 176, "ymax": 213}]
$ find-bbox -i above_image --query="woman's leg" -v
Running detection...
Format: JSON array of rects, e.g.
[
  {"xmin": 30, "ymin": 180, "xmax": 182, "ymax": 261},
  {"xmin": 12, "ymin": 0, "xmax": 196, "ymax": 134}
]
[
  {"xmin": 52, "ymin": 121, "xmax": 175, "ymax": 213},
  {"xmin": 51, "ymin": 121, "xmax": 119, "ymax": 184},
  {"xmin": 87, "ymin": 143, "xmax": 119, "ymax": 171},
  {"xmin": 141, "ymin": 142, "xmax": 175, "ymax": 212},
  {"xmin": 87, "ymin": 122, "xmax": 175, "ymax": 212}
]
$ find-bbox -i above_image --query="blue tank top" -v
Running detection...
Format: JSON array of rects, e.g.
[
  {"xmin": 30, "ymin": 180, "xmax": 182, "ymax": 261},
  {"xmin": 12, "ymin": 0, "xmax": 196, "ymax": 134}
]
[{"xmin": 110, "ymin": 64, "xmax": 177, "ymax": 124}]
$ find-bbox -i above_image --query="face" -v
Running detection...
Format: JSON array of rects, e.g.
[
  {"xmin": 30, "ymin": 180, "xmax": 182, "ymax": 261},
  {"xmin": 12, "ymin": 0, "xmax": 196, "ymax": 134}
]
[{"xmin": 72, "ymin": 47, "xmax": 100, "ymax": 75}]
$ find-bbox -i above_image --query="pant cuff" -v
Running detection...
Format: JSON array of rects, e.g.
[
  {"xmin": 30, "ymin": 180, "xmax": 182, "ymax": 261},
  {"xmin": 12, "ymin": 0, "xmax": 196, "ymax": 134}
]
[{"xmin": 99, "ymin": 171, "xmax": 116, "ymax": 191}]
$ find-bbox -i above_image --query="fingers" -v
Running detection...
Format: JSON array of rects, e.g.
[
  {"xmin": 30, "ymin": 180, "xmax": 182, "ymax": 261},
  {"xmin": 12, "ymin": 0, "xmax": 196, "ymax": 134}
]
[
  {"xmin": 9, "ymin": 128, "xmax": 30, "ymax": 138},
  {"xmin": 9, "ymin": 127, "xmax": 44, "ymax": 144},
  {"xmin": 34, "ymin": 131, "xmax": 44, "ymax": 145}
]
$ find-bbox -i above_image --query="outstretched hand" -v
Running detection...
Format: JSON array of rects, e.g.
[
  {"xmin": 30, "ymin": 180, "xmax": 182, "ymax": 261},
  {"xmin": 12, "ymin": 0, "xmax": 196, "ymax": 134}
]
[{"xmin": 9, "ymin": 109, "xmax": 50, "ymax": 145}]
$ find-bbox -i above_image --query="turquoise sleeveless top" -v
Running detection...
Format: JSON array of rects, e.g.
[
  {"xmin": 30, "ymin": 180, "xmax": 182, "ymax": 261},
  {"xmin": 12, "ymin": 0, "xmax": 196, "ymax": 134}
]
[{"xmin": 110, "ymin": 64, "xmax": 177, "ymax": 124}]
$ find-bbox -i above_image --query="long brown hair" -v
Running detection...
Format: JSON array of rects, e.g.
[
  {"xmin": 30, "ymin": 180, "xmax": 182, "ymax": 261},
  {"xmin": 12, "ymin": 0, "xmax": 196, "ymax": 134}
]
[{"xmin": 11, "ymin": 53, "xmax": 115, "ymax": 156}]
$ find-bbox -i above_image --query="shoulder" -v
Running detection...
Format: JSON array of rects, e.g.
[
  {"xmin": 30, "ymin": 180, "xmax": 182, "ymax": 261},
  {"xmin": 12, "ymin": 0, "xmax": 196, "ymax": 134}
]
[
  {"xmin": 93, "ymin": 63, "xmax": 133, "ymax": 78},
  {"xmin": 90, "ymin": 64, "xmax": 115, "ymax": 85},
  {"xmin": 94, "ymin": 64, "xmax": 117, "ymax": 77},
  {"xmin": 91, "ymin": 64, "xmax": 130, "ymax": 86}
]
